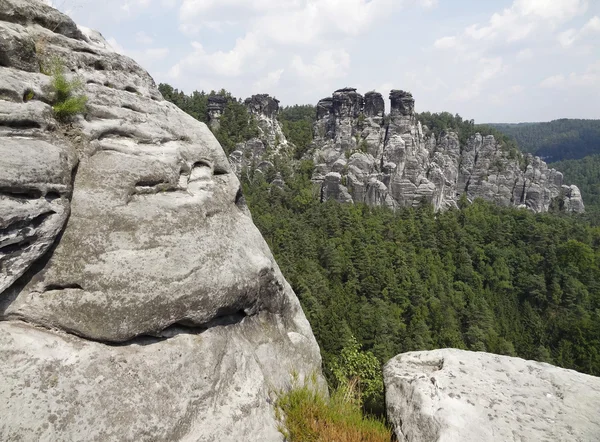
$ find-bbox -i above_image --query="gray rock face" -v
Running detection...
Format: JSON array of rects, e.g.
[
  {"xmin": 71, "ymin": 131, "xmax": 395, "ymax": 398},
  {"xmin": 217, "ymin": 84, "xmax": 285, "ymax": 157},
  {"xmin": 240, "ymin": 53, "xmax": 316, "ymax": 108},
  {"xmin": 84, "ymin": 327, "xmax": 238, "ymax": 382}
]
[
  {"xmin": 311, "ymin": 88, "xmax": 585, "ymax": 212},
  {"xmin": 228, "ymin": 93, "xmax": 290, "ymax": 180},
  {"xmin": 384, "ymin": 349, "xmax": 600, "ymax": 442},
  {"xmin": 0, "ymin": 1, "xmax": 323, "ymax": 440},
  {"xmin": 246, "ymin": 93, "xmax": 279, "ymax": 119},
  {"xmin": 0, "ymin": 138, "xmax": 77, "ymax": 294},
  {"xmin": 207, "ymin": 95, "xmax": 227, "ymax": 131}
]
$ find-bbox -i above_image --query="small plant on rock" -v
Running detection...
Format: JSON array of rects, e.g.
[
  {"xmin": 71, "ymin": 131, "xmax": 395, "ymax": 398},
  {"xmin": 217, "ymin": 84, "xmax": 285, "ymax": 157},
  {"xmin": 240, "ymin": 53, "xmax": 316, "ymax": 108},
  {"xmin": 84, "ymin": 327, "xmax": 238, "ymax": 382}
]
[
  {"xmin": 48, "ymin": 58, "xmax": 87, "ymax": 122},
  {"xmin": 275, "ymin": 372, "xmax": 391, "ymax": 442}
]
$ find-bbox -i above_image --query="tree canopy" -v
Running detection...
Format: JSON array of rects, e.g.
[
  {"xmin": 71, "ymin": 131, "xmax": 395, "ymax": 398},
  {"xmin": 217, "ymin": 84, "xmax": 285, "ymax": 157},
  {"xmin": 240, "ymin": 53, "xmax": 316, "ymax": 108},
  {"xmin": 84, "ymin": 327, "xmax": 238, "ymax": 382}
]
[
  {"xmin": 243, "ymin": 164, "xmax": 600, "ymax": 388},
  {"xmin": 490, "ymin": 119, "xmax": 600, "ymax": 162}
]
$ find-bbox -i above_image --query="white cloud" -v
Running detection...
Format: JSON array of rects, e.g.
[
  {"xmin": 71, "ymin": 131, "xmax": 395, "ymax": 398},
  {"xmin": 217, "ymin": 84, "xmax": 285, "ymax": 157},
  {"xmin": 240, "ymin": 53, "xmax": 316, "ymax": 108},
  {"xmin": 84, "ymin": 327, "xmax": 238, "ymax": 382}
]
[
  {"xmin": 540, "ymin": 61, "xmax": 600, "ymax": 89},
  {"xmin": 144, "ymin": 47, "xmax": 169, "ymax": 60},
  {"xmin": 179, "ymin": 20, "xmax": 237, "ymax": 36},
  {"xmin": 135, "ymin": 31, "xmax": 154, "ymax": 45},
  {"xmin": 179, "ymin": 0, "xmax": 401, "ymax": 46},
  {"xmin": 107, "ymin": 37, "xmax": 127, "ymax": 55},
  {"xmin": 558, "ymin": 15, "xmax": 600, "ymax": 47},
  {"xmin": 169, "ymin": 32, "xmax": 262, "ymax": 78},
  {"xmin": 121, "ymin": 0, "xmax": 152, "ymax": 15},
  {"xmin": 435, "ymin": 0, "xmax": 589, "ymax": 52},
  {"xmin": 450, "ymin": 57, "xmax": 505, "ymax": 101},
  {"xmin": 515, "ymin": 0, "xmax": 588, "ymax": 21},
  {"xmin": 516, "ymin": 48, "xmax": 533, "ymax": 60},
  {"xmin": 434, "ymin": 36, "xmax": 458, "ymax": 49},
  {"xmin": 291, "ymin": 49, "xmax": 351, "ymax": 81},
  {"xmin": 414, "ymin": 0, "xmax": 437, "ymax": 8},
  {"xmin": 540, "ymin": 74, "xmax": 566, "ymax": 88},
  {"xmin": 490, "ymin": 84, "xmax": 524, "ymax": 105},
  {"xmin": 253, "ymin": 68, "xmax": 284, "ymax": 92}
]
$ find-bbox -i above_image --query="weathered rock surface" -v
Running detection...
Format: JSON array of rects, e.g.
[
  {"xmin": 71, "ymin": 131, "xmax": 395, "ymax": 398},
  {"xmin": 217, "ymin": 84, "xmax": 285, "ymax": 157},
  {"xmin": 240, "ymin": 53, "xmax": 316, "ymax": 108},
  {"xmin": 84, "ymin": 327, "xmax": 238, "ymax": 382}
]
[
  {"xmin": 312, "ymin": 88, "xmax": 585, "ymax": 213},
  {"xmin": 0, "ymin": 1, "xmax": 323, "ymax": 440},
  {"xmin": 207, "ymin": 94, "xmax": 226, "ymax": 131},
  {"xmin": 384, "ymin": 349, "xmax": 600, "ymax": 442},
  {"xmin": 227, "ymin": 93, "xmax": 291, "ymax": 180}
]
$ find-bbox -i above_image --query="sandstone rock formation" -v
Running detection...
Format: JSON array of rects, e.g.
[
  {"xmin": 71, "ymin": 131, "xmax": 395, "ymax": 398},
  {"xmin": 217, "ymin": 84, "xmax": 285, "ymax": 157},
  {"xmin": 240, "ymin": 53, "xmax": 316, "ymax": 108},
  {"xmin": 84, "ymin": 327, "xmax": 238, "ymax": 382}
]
[
  {"xmin": 384, "ymin": 349, "xmax": 600, "ymax": 442},
  {"xmin": 207, "ymin": 94, "xmax": 226, "ymax": 131},
  {"xmin": 226, "ymin": 94, "xmax": 291, "ymax": 179},
  {"xmin": 312, "ymin": 88, "xmax": 585, "ymax": 213},
  {"xmin": 0, "ymin": 1, "xmax": 323, "ymax": 440}
]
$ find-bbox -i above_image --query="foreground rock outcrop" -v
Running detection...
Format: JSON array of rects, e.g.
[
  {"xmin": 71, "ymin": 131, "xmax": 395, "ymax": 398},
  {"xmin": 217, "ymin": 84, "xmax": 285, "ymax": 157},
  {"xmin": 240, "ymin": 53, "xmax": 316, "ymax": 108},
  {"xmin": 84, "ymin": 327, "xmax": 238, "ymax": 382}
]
[
  {"xmin": 312, "ymin": 88, "xmax": 584, "ymax": 213},
  {"xmin": 384, "ymin": 349, "xmax": 600, "ymax": 442},
  {"xmin": 0, "ymin": 1, "xmax": 323, "ymax": 440}
]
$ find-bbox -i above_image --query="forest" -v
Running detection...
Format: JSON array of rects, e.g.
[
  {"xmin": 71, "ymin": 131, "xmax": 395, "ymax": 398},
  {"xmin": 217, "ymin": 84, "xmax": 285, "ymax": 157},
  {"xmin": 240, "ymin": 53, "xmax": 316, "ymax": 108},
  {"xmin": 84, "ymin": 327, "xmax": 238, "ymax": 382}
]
[
  {"xmin": 244, "ymin": 164, "xmax": 600, "ymax": 376},
  {"xmin": 491, "ymin": 119, "xmax": 600, "ymax": 162},
  {"xmin": 552, "ymin": 155, "xmax": 600, "ymax": 216},
  {"xmin": 159, "ymin": 84, "xmax": 600, "ymax": 413}
]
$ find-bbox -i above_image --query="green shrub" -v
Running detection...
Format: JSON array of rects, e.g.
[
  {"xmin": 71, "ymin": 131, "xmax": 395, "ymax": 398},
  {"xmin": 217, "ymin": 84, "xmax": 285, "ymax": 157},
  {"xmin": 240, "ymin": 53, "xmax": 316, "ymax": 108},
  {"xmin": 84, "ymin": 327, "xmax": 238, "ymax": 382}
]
[
  {"xmin": 48, "ymin": 58, "xmax": 87, "ymax": 122},
  {"xmin": 275, "ymin": 373, "xmax": 391, "ymax": 442},
  {"xmin": 331, "ymin": 337, "xmax": 385, "ymax": 416}
]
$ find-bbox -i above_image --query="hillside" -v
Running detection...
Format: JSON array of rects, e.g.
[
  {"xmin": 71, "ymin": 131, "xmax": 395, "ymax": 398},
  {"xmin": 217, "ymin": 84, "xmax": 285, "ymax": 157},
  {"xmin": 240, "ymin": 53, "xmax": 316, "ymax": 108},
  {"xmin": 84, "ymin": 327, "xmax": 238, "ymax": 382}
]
[
  {"xmin": 490, "ymin": 119, "xmax": 600, "ymax": 162},
  {"xmin": 157, "ymin": 84, "xmax": 600, "ymax": 414},
  {"xmin": 159, "ymin": 85, "xmax": 585, "ymax": 214},
  {"xmin": 553, "ymin": 154, "xmax": 600, "ymax": 215}
]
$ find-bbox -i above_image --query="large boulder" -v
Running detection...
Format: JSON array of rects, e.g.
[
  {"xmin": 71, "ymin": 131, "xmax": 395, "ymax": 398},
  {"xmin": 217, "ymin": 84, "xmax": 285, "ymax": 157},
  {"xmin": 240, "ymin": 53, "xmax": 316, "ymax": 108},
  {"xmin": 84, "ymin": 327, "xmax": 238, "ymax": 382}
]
[
  {"xmin": 384, "ymin": 349, "xmax": 600, "ymax": 442},
  {"xmin": 0, "ymin": 1, "xmax": 323, "ymax": 440}
]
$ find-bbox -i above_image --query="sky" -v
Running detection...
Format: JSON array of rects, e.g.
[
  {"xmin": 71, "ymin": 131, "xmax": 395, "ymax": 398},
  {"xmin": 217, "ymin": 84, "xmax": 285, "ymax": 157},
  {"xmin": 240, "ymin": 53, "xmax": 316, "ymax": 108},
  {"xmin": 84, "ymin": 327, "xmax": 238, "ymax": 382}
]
[{"xmin": 47, "ymin": 0, "xmax": 599, "ymax": 123}]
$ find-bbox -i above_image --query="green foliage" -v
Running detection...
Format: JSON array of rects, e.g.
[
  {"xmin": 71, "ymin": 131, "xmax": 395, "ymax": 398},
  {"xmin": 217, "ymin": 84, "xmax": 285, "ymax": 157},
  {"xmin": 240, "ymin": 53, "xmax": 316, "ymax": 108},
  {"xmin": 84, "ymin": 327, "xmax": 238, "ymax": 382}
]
[
  {"xmin": 158, "ymin": 83, "xmax": 259, "ymax": 155},
  {"xmin": 162, "ymin": 85, "xmax": 600, "ymax": 417},
  {"xmin": 23, "ymin": 89, "xmax": 34, "ymax": 102},
  {"xmin": 490, "ymin": 119, "xmax": 600, "ymax": 162},
  {"xmin": 331, "ymin": 337, "xmax": 384, "ymax": 415},
  {"xmin": 552, "ymin": 154, "xmax": 600, "ymax": 217},
  {"xmin": 275, "ymin": 373, "xmax": 391, "ymax": 442},
  {"xmin": 158, "ymin": 83, "xmax": 210, "ymax": 123},
  {"xmin": 214, "ymin": 98, "xmax": 260, "ymax": 155},
  {"xmin": 279, "ymin": 105, "xmax": 316, "ymax": 159},
  {"xmin": 418, "ymin": 111, "xmax": 521, "ymax": 156},
  {"xmin": 243, "ymin": 167, "xmax": 600, "ymax": 414},
  {"xmin": 48, "ymin": 58, "xmax": 87, "ymax": 122}
]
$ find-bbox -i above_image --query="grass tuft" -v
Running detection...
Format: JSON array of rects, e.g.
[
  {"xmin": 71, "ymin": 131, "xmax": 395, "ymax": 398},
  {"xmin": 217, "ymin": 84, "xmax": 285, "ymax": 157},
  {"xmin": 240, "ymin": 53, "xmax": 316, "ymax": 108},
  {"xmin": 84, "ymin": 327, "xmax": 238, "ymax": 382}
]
[{"xmin": 275, "ymin": 373, "xmax": 392, "ymax": 442}]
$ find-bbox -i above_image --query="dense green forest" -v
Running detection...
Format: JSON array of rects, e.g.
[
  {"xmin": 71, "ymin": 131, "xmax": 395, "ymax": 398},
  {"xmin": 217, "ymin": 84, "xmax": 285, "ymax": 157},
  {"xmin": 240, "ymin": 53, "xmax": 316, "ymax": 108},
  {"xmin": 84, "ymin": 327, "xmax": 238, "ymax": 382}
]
[
  {"xmin": 553, "ymin": 155, "xmax": 600, "ymax": 215},
  {"xmin": 491, "ymin": 119, "xmax": 600, "ymax": 162},
  {"xmin": 160, "ymin": 85, "xmax": 600, "ymax": 413},
  {"xmin": 279, "ymin": 105, "xmax": 315, "ymax": 159},
  {"xmin": 244, "ymin": 166, "xmax": 600, "ymax": 378}
]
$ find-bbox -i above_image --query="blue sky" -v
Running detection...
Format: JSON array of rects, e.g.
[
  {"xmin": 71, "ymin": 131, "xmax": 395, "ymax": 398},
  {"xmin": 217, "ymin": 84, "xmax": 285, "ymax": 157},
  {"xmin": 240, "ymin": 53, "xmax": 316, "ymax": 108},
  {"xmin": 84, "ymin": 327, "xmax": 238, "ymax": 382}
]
[{"xmin": 49, "ymin": 0, "xmax": 599, "ymax": 123}]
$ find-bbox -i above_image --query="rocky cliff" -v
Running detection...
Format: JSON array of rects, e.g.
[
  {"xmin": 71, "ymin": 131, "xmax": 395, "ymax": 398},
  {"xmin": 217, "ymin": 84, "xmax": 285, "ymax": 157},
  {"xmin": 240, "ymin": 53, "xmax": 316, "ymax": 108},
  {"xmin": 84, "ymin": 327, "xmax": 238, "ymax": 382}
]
[
  {"xmin": 384, "ymin": 349, "xmax": 600, "ymax": 442},
  {"xmin": 312, "ymin": 88, "xmax": 585, "ymax": 213},
  {"xmin": 0, "ymin": 1, "xmax": 323, "ymax": 440},
  {"xmin": 208, "ymin": 93, "xmax": 291, "ymax": 180}
]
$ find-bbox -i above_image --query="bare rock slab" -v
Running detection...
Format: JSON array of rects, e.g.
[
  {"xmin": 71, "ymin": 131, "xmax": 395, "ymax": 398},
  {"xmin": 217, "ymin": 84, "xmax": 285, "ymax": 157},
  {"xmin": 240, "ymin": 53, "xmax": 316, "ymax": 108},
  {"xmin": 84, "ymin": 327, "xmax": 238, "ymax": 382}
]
[
  {"xmin": 384, "ymin": 349, "xmax": 600, "ymax": 442},
  {"xmin": 0, "ymin": 1, "xmax": 324, "ymax": 440}
]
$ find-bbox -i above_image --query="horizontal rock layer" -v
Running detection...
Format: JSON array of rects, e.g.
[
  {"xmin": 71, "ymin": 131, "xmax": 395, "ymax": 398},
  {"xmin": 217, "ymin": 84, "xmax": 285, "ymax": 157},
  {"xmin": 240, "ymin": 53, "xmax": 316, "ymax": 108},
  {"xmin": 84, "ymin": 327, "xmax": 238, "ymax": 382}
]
[{"xmin": 0, "ymin": 1, "xmax": 323, "ymax": 440}]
